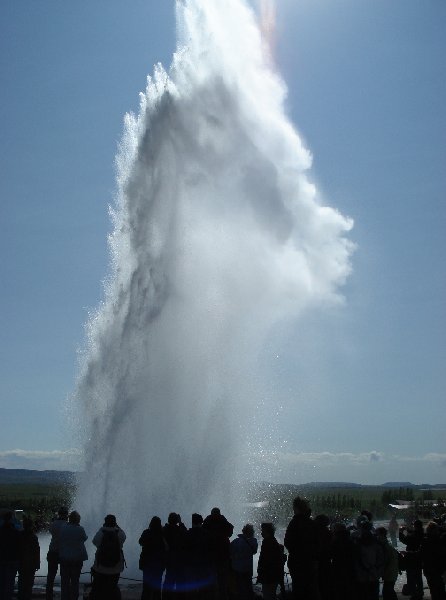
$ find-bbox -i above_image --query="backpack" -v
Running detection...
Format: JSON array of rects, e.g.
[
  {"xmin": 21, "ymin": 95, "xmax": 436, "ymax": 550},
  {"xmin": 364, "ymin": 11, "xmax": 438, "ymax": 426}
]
[{"xmin": 96, "ymin": 529, "xmax": 121, "ymax": 568}]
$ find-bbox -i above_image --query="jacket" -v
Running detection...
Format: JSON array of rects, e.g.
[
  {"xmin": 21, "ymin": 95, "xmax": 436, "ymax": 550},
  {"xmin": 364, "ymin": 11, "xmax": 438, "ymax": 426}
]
[
  {"xmin": 59, "ymin": 523, "xmax": 88, "ymax": 563},
  {"xmin": 284, "ymin": 514, "xmax": 318, "ymax": 566},
  {"xmin": 139, "ymin": 528, "xmax": 168, "ymax": 570},
  {"xmin": 354, "ymin": 533, "xmax": 384, "ymax": 583},
  {"xmin": 230, "ymin": 534, "xmax": 258, "ymax": 575},
  {"xmin": 257, "ymin": 537, "xmax": 284, "ymax": 584},
  {"xmin": 48, "ymin": 518, "xmax": 68, "ymax": 554},
  {"xmin": 20, "ymin": 530, "xmax": 40, "ymax": 572},
  {"xmin": 380, "ymin": 540, "xmax": 399, "ymax": 582}
]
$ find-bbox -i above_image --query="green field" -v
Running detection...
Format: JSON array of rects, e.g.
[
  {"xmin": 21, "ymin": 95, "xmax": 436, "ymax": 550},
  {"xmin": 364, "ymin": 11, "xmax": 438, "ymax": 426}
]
[
  {"xmin": 245, "ymin": 483, "xmax": 445, "ymax": 527},
  {"xmin": 0, "ymin": 483, "xmax": 74, "ymax": 524},
  {"xmin": 1, "ymin": 480, "xmax": 443, "ymax": 529}
]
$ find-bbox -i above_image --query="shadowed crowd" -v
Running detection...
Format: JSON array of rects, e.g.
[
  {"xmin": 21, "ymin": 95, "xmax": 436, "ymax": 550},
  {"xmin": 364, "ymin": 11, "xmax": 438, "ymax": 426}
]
[{"xmin": 1, "ymin": 496, "xmax": 446, "ymax": 600}]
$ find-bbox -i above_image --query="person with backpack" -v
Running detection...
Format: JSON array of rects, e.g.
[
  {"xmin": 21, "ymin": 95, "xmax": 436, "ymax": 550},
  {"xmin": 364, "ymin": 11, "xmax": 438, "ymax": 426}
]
[{"xmin": 91, "ymin": 514, "xmax": 126, "ymax": 600}]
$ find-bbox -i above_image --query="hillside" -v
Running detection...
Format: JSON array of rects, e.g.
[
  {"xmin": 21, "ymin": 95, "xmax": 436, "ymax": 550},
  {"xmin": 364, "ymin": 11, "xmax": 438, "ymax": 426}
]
[{"xmin": 0, "ymin": 468, "xmax": 75, "ymax": 486}]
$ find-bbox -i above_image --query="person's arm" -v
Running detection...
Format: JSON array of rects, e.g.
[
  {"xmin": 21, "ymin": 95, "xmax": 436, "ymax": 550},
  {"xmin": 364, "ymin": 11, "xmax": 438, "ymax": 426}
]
[
  {"xmin": 92, "ymin": 529, "xmax": 102, "ymax": 547},
  {"xmin": 119, "ymin": 528, "xmax": 126, "ymax": 545},
  {"xmin": 284, "ymin": 522, "xmax": 294, "ymax": 552},
  {"xmin": 257, "ymin": 547, "xmax": 264, "ymax": 579},
  {"xmin": 33, "ymin": 534, "xmax": 41, "ymax": 570}
]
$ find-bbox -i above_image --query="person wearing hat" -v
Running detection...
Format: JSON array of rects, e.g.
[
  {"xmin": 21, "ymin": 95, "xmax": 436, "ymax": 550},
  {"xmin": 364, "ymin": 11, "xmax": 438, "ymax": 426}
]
[
  {"xmin": 91, "ymin": 514, "xmax": 126, "ymax": 599},
  {"xmin": 45, "ymin": 506, "xmax": 68, "ymax": 600}
]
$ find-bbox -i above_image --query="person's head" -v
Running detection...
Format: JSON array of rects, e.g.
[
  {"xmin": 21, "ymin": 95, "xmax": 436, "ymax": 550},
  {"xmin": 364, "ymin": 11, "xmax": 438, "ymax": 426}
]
[
  {"xmin": 69, "ymin": 511, "xmax": 80, "ymax": 525},
  {"xmin": 361, "ymin": 510, "xmax": 373, "ymax": 523},
  {"xmin": 292, "ymin": 496, "xmax": 311, "ymax": 517},
  {"xmin": 413, "ymin": 519, "xmax": 423, "ymax": 532},
  {"xmin": 168, "ymin": 512, "xmax": 179, "ymax": 525},
  {"xmin": 192, "ymin": 513, "xmax": 203, "ymax": 527},
  {"xmin": 58, "ymin": 507, "xmax": 69, "ymax": 519},
  {"xmin": 104, "ymin": 514, "xmax": 117, "ymax": 528},
  {"xmin": 356, "ymin": 515, "xmax": 369, "ymax": 529},
  {"xmin": 242, "ymin": 523, "xmax": 254, "ymax": 537},
  {"xmin": 211, "ymin": 507, "xmax": 221, "ymax": 516},
  {"xmin": 314, "ymin": 514, "xmax": 330, "ymax": 529},
  {"xmin": 261, "ymin": 522, "xmax": 275, "ymax": 538},
  {"xmin": 149, "ymin": 516, "xmax": 162, "ymax": 532},
  {"xmin": 376, "ymin": 526, "xmax": 388, "ymax": 541}
]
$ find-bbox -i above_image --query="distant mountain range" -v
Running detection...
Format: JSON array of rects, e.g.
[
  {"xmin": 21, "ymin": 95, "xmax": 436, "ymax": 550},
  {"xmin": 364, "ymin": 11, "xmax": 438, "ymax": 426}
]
[
  {"xmin": 0, "ymin": 468, "xmax": 75, "ymax": 486},
  {"xmin": 0, "ymin": 468, "xmax": 445, "ymax": 489}
]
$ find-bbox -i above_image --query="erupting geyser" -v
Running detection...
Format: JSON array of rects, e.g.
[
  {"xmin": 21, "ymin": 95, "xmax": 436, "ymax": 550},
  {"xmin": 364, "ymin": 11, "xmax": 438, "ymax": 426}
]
[{"xmin": 74, "ymin": 0, "xmax": 353, "ymax": 558}]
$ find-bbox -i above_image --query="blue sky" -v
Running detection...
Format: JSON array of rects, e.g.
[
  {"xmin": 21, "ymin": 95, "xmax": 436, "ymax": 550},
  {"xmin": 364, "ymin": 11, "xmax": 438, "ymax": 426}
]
[{"xmin": 1, "ymin": 0, "xmax": 445, "ymax": 483}]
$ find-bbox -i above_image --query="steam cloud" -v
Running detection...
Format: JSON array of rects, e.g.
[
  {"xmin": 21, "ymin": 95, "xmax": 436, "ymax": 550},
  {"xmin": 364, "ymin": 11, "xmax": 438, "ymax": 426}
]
[{"xmin": 73, "ymin": 0, "xmax": 353, "ymax": 560}]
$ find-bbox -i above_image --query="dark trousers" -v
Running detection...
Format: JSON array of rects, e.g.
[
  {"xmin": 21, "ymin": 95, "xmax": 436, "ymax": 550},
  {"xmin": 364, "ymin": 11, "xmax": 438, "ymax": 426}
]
[
  {"xmin": 382, "ymin": 580, "xmax": 398, "ymax": 600},
  {"xmin": 289, "ymin": 562, "xmax": 320, "ymax": 600},
  {"xmin": 141, "ymin": 565, "xmax": 164, "ymax": 600},
  {"xmin": 233, "ymin": 571, "xmax": 253, "ymax": 600},
  {"xmin": 406, "ymin": 566, "xmax": 424, "ymax": 599},
  {"xmin": 17, "ymin": 567, "xmax": 36, "ymax": 600},
  {"xmin": 91, "ymin": 571, "xmax": 121, "ymax": 599},
  {"xmin": 214, "ymin": 563, "xmax": 230, "ymax": 600},
  {"xmin": 425, "ymin": 573, "xmax": 446, "ymax": 600},
  {"xmin": 355, "ymin": 581, "xmax": 379, "ymax": 600},
  {"xmin": 46, "ymin": 551, "xmax": 59, "ymax": 600},
  {"xmin": 0, "ymin": 561, "xmax": 19, "ymax": 600},
  {"xmin": 60, "ymin": 560, "xmax": 83, "ymax": 600},
  {"xmin": 332, "ymin": 574, "xmax": 354, "ymax": 600}
]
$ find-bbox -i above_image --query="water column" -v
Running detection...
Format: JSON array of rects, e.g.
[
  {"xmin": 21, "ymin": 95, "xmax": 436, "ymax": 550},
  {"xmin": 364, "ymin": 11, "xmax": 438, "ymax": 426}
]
[{"xmin": 73, "ymin": 0, "xmax": 353, "ymax": 566}]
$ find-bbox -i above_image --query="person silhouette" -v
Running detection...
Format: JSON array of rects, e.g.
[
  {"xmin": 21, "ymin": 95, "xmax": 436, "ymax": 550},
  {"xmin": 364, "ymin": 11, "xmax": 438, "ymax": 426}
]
[
  {"xmin": 139, "ymin": 516, "xmax": 168, "ymax": 600},
  {"xmin": 58, "ymin": 511, "xmax": 88, "ymax": 600},
  {"xmin": 45, "ymin": 506, "xmax": 68, "ymax": 600}
]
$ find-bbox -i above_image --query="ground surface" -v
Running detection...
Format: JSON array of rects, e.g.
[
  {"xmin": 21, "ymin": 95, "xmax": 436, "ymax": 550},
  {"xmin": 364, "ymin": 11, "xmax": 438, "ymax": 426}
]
[{"xmin": 18, "ymin": 576, "xmax": 434, "ymax": 599}]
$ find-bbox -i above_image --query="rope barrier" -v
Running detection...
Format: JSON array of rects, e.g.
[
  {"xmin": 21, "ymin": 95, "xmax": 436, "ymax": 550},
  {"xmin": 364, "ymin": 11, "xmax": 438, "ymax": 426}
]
[{"xmin": 33, "ymin": 570, "xmax": 292, "ymax": 584}]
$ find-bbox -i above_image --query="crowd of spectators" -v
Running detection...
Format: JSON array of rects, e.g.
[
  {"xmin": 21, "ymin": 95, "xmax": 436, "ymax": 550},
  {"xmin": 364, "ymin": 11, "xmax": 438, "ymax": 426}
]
[{"xmin": 1, "ymin": 497, "xmax": 446, "ymax": 600}]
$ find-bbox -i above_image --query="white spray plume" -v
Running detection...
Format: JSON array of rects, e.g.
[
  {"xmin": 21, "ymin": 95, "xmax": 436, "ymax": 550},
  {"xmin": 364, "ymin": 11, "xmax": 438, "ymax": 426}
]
[{"xmin": 73, "ymin": 0, "xmax": 353, "ymax": 566}]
